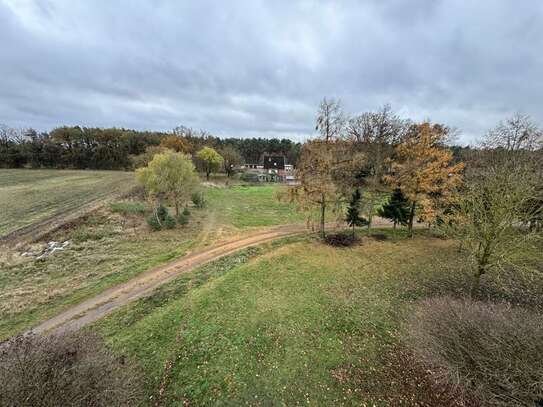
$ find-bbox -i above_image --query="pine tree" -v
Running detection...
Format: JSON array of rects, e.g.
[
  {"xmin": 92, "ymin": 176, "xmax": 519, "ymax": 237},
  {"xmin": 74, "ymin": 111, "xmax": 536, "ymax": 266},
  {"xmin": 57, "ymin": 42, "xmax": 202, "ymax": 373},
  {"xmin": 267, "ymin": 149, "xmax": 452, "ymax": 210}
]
[
  {"xmin": 345, "ymin": 189, "xmax": 368, "ymax": 236},
  {"xmin": 378, "ymin": 188, "xmax": 410, "ymax": 230}
]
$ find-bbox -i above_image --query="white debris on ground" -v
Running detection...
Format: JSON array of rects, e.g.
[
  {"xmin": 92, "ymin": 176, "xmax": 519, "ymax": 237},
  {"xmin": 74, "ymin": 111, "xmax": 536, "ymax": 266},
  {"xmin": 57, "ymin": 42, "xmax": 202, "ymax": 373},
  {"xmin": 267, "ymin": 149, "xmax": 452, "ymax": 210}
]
[
  {"xmin": 200, "ymin": 181, "xmax": 224, "ymax": 188},
  {"xmin": 21, "ymin": 240, "xmax": 70, "ymax": 260}
]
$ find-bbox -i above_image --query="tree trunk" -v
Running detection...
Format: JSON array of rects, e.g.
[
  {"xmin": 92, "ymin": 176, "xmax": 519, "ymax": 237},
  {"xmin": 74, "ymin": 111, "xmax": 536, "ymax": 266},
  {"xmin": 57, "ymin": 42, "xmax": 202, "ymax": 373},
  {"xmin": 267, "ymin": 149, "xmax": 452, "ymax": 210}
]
[
  {"xmin": 175, "ymin": 201, "xmax": 179, "ymax": 217},
  {"xmin": 206, "ymin": 170, "xmax": 210, "ymax": 180},
  {"xmin": 320, "ymin": 194, "xmax": 326, "ymax": 239},
  {"xmin": 366, "ymin": 195, "xmax": 375, "ymax": 231},
  {"xmin": 472, "ymin": 244, "xmax": 491, "ymax": 297},
  {"xmin": 471, "ymin": 266, "xmax": 485, "ymax": 298},
  {"xmin": 352, "ymin": 223, "xmax": 355, "ymax": 237},
  {"xmin": 154, "ymin": 205, "xmax": 162, "ymax": 227},
  {"xmin": 408, "ymin": 201, "xmax": 416, "ymax": 237}
]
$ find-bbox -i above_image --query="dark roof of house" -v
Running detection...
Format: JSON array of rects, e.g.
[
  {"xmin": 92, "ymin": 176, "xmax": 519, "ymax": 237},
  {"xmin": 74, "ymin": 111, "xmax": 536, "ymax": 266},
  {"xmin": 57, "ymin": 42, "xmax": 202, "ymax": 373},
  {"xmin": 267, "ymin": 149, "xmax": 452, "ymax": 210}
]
[{"xmin": 263, "ymin": 155, "xmax": 285, "ymax": 169}]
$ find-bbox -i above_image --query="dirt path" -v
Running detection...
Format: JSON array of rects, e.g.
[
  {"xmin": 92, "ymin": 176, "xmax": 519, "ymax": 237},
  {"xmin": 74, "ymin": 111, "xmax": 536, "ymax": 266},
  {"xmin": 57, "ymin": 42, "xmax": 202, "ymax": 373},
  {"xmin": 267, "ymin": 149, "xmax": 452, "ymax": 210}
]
[
  {"xmin": 31, "ymin": 217, "xmax": 404, "ymax": 335},
  {"xmin": 31, "ymin": 223, "xmax": 311, "ymax": 335}
]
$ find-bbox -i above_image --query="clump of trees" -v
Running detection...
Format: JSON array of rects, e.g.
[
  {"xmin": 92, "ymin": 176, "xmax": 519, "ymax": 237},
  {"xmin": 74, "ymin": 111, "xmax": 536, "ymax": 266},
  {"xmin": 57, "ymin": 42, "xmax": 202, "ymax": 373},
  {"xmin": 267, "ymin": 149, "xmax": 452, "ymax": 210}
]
[
  {"xmin": 136, "ymin": 151, "xmax": 199, "ymax": 230},
  {"xmin": 289, "ymin": 98, "xmax": 464, "ymax": 240},
  {"xmin": 0, "ymin": 124, "xmax": 302, "ymax": 171},
  {"xmin": 292, "ymin": 98, "xmax": 543, "ymax": 306}
]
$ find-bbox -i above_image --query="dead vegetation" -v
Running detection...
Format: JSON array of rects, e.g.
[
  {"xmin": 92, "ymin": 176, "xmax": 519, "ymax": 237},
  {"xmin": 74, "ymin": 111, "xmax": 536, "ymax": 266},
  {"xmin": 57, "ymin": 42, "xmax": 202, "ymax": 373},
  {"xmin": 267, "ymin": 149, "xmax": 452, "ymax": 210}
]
[
  {"xmin": 405, "ymin": 297, "xmax": 543, "ymax": 406},
  {"xmin": 324, "ymin": 232, "xmax": 359, "ymax": 247},
  {"xmin": 0, "ymin": 331, "xmax": 143, "ymax": 406}
]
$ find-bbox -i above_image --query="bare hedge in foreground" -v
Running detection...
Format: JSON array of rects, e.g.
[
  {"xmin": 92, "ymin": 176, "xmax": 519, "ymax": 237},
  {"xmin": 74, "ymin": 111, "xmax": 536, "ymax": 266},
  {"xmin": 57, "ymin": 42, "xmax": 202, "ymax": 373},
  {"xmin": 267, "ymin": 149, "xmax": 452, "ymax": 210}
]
[
  {"xmin": 406, "ymin": 297, "xmax": 543, "ymax": 406},
  {"xmin": 0, "ymin": 332, "xmax": 143, "ymax": 407}
]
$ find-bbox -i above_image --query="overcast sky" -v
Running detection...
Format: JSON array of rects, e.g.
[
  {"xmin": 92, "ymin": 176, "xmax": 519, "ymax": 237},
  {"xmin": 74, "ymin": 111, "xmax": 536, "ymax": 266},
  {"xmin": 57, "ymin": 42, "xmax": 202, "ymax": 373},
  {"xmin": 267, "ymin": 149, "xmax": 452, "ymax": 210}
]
[{"xmin": 1, "ymin": 0, "xmax": 542, "ymax": 144}]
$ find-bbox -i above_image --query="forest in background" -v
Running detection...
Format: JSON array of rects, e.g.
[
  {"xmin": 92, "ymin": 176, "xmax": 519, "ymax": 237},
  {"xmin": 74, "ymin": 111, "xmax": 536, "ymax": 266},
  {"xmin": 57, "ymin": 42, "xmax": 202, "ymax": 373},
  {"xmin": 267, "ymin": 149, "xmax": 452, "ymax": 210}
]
[{"xmin": 0, "ymin": 125, "xmax": 302, "ymax": 170}]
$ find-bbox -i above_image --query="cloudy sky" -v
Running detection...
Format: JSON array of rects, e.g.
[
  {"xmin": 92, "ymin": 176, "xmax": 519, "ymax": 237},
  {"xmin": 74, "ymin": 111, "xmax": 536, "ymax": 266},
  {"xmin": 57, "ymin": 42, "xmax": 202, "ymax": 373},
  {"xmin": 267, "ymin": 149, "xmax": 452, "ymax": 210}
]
[{"xmin": 1, "ymin": 0, "xmax": 542, "ymax": 144}]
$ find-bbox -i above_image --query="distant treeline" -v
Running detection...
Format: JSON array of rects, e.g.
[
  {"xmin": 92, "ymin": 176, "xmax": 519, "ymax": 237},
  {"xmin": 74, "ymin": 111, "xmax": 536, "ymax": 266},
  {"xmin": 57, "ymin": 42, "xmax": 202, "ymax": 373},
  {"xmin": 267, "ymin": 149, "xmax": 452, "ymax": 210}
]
[{"xmin": 0, "ymin": 125, "xmax": 302, "ymax": 170}]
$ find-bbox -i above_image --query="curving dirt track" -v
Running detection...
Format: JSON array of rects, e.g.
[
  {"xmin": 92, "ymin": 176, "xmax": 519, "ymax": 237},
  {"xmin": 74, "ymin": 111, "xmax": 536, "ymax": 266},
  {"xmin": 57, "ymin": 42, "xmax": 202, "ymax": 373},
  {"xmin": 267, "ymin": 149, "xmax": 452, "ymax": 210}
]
[
  {"xmin": 31, "ymin": 218, "xmax": 401, "ymax": 335},
  {"xmin": 31, "ymin": 223, "xmax": 312, "ymax": 335}
]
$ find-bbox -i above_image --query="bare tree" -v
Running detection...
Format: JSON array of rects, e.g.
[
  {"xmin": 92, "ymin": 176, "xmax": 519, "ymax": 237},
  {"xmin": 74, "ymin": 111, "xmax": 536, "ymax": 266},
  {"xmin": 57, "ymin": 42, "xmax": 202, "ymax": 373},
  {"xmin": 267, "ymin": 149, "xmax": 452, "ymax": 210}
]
[
  {"xmin": 0, "ymin": 124, "xmax": 30, "ymax": 143},
  {"xmin": 290, "ymin": 140, "xmax": 340, "ymax": 237},
  {"xmin": 311, "ymin": 98, "xmax": 345, "ymax": 236},
  {"xmin": 219, "ymin": 145, "xmax": 243, "ymax": 177},
  {"xmin": 316, "ymin": 98, "xmax": 345, "ymax": 142},
  {"xmin": 483, "ymin": 113, "xmax": 543, "ymax": 152},
  {"xmin": 346, "ymin": 105, "xmax": 409, "ymax": 228},
  {"xmin": 442, "ymin": 159, "xmax": 541, "ymax": 297}
]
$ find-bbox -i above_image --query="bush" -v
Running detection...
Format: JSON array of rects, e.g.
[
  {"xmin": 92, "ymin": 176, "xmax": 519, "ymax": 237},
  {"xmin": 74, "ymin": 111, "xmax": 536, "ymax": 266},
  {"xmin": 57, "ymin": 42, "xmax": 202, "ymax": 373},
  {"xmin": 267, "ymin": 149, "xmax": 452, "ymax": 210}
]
[
  {"xmin": 371, "ymin": 233, "xmax": 388, "ymax": 241},
  {"xmin": 406, "ymin": 297, "xmax": 543, "ymax": 406},
  {"xmin": 0, "ymin": 332, "xmax": 143, "ymax": 406},
  {"xmin": 191, "ymin": 191, "xmax": 206, "ymax": 208},
  {"xmin": 109, "ymin": 201, "xmax": 147, "ymax": 215},
  {"xmin": 324, "ymin": 232, "xmax": 358, "ymax": 247},
  {"xmin": 240, "ymin": 172, "xmax": 260, "ymax": 183},
  {"xmin": 162, "ymin": 214, "xmax": 176, "ymax": 229},
  {"xmin": 156, "ymin": 204, "xmax": 168, "ymax": 220},
  {"xmin": 146, "ymin": 214, "xmax": 162, "ymax": 230},
  {"xmin": 146, "ymin": 204, "xmax": 176, "ymax": 230},
  {"xmin": 177, "ymin": 213, "xmax": 189, "ymax": 226},
  {"xmin": 182, "ymin": 207, "xmax": 191, "ymax": 216}
]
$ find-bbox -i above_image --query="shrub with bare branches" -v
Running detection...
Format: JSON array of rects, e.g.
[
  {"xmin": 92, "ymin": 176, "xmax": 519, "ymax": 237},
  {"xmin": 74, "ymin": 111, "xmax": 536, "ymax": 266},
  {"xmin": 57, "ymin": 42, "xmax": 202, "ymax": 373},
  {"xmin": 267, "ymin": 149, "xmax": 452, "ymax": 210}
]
[
  {"xmin": 0, "ymin": 332, "xmax": 143, "ymax": 406},
  {"xmin": 405, "ymin": 297, "xmax": 543, "ymax": 406}
]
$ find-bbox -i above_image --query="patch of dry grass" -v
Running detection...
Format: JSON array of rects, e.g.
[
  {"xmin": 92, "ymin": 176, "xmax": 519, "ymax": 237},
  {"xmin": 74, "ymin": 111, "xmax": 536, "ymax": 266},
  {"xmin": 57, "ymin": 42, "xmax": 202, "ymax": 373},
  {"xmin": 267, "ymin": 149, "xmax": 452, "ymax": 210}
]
[{"xmin": 0, "ymin": 208, "xmax": 204, "ymax": 339}]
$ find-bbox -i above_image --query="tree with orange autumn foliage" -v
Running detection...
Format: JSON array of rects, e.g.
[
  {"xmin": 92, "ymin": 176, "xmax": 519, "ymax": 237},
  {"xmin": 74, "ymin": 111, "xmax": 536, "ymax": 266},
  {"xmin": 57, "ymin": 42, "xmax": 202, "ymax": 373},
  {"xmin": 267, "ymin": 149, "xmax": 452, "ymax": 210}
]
[
  {"xmin": 159, "ymin": 135, "xmax": 191, "ymax": 153},
  {"xmin": 386, "ymin": 122, "xmax": 464, "ymax": 236}
]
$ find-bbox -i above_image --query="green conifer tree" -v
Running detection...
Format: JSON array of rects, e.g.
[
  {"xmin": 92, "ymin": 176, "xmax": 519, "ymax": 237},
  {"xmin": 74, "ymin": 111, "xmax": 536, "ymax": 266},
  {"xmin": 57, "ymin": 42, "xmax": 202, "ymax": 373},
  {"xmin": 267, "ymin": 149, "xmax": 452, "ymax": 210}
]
[
  {"xmin": 346, "ymin": 189, "xmax": 368, "ymax": 236},
  {"xmin": 378, "ymin": 188, "xmax": 410, "ymax": 230}
]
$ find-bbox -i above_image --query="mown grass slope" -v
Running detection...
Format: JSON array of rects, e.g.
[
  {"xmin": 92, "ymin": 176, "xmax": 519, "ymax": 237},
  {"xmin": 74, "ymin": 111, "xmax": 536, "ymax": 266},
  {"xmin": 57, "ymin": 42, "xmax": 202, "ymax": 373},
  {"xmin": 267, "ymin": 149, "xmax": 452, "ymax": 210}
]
[
  {"xmin": 0, "ymin": 169, "xmax": 135, "ymax": 237},
  {"xmin": 95, "ymin": 231, "xmax": 482, "ymax": 405}
]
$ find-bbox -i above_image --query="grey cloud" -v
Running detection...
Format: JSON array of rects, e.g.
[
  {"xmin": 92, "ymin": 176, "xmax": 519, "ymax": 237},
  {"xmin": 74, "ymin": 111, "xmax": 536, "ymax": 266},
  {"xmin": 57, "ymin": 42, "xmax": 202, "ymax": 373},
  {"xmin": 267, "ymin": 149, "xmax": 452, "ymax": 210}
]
[{"xmin": 0, "ymin": 0, "xmax": 542, "ymax": 143}]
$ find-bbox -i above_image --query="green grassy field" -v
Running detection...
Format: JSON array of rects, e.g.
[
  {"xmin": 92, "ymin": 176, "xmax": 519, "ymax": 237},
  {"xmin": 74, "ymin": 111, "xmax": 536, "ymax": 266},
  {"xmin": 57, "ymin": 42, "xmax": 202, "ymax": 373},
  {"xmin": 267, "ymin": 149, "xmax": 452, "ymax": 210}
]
[
  {"xmin": 0, "ymin": 169, "xmax": 135, "ymax": 237},
  {"xmin": 206, "ymin": 185, "xmax": 306, "ymax": 228},
  {"xmin": 94, "ymin": 231, "xmax": 474, "ymax": 405}
]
